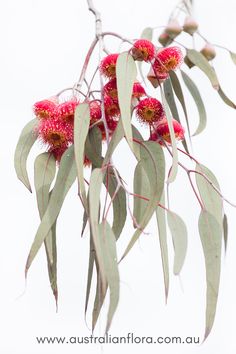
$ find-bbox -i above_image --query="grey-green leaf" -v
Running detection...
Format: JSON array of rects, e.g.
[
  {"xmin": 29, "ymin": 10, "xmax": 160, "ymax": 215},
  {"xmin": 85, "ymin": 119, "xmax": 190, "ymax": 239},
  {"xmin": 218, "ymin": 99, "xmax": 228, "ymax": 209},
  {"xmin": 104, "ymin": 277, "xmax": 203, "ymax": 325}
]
[
  {"xmin": 34, "ymin": 152, "xmax": 56, "ymax": 264},
  {"xmin": 186, "ymin": 49, "xmax": 219, "ymax": 90},
  {"xmin": 25, "ymin": 146, "xmax": 76, "ymax": 275},
  {"xmin": 169, "ymin": 71, "xmax": 191, "ymax": 138},
  {"xmin": 218, "ymin": 86, "xmax": 236, "ymax": 109},
  {"xmin": 198, "ymin": 210, "xmax": 222, "ymax": 341},
  {"xmin": 14, "ymin": 119, "xmax": 38, "ymax": 192},
  {"xmin": 181, "ymin": 70, "xmax": 207, "ymax": 136},
  {"xmin": 89, "ymin": 168, "xmax": 106, "ymax": 289},
  {"xmin": 116, "ymin": 52, "xmax": 137, "ymax": 151},
  {"xmin": 156, "ymin": 193, "xmax": 169, "ymax": 302},
  {"xmin": 74, "ymin": 103, "xmax": 90, "ymax": 212},
  {"xmin": 98, "ymin": 222, "xmax": 120, "ymax": 332},
  {"xmin": 161, "ymin": 90, "xmax": 178, "ymax": 183},
  {"xmin": 195, "ymin": 164, "xmax": 223, "ymax": 229},
  {"xmin": 133, "ymin": 162, "xmax": 150, "ymax": 226},
  {"xmin": 106, "ymin": 171, "xmax": 127, "ymax": 240},
  {"xmin": 120, "ymin": 141, "xmax": 165, "ymax": 261},
  {"xmin": 167, "ymin": 210, "xmax": 188, "ymax": 275}
]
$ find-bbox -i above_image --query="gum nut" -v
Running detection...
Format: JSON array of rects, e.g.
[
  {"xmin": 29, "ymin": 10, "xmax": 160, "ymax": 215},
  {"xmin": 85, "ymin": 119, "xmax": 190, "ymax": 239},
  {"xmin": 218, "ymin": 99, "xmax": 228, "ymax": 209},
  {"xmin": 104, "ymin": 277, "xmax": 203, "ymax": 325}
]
[
  {"xmin": 158, "ymin": 32, "xmax": 173, "ymax": 47},
  {"xmin": 200, "ymin": 44, "xmax": 216, "ymax": 61},
  {"xmin": 183, "ymin": 16, "xmax": 199, "ymax": 35},
  {"xmin": 165, "ymin": 19, "xmax": 182, "ymax": 38}
]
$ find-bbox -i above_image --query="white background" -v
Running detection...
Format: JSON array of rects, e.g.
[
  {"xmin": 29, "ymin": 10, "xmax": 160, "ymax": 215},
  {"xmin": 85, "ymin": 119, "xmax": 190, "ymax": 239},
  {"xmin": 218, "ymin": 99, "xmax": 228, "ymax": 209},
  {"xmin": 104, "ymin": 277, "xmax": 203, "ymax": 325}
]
[{"xmin": 1, "ymin": 0, "xmax": 236, "ymax": 353}]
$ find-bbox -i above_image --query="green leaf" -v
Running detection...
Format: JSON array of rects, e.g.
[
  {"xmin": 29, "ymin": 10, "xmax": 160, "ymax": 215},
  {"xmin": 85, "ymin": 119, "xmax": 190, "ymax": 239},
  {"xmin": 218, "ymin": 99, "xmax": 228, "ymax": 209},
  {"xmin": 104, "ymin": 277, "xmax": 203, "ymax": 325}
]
[
  {"xmin": 229, "ymin": 51, "xmax": 236, "ymax": 65},
  {"xmin": 74, "ymin": 103, "xmax": 90, "ymax": 212},
  {"xmin": 218, "ymin": 86, "xmax": 236, "ymax": 109},
  {"xmin": 85, "ymin": 229, "xmax": 95, "ymax": 318},
  {"xmin": 198, "ymin": 210, "xmax": 222, "ymax": 341},
  {"xmin": 116, "ymin": 52, "xmax": 137, "ymax": 151},
  {"xmin": 92, "ymin": 261, "xmax": 108, "ymax": 331},
  {"xmin": 164, "ymin": 78, "xmax": 180, "ymax": 122},
  {"xmin": 133, "ymin": 162, "xmax": 150, "ymax": 226},
  {"xmin": 156, "ymin": 193, "xmax": 169, "ymax": 302},
  {"xmin": 103, "ymin": 120, "xmax": 124, "ymax": 166},
  {"xmin": 98, "ymin": 222, "xmax": 120, "ymax": 332},
  {"xmin": 195, "ymin": 164, "xmax": 223, "ymax": 229},
  {"xmin": 169, "ymin": 71, "xmax": 191, "ymax": 139},
  {"xmin": 34, "ymin": 153, "xmax": 58, "ymax": 303},
  {"xmin": 14, "ymin": 119, "xmax": 38, "ymax": 192},
  {"xmin": 25, "ymin": 146, "xmax": 76, "ymax": 275},
  {"xmin": 85, "ymin": 126, "xmax": 103, "ymax": 168},
  {"xmin": 181, "ymin": 70, "xmax": 207, "ymax": 136},
  {"xmin": 120, "ymin": 141, "xmax": 165, "ymax": 261},
  {"xmin": 167, "ymin": 210, "xmax": 188, "ymax": 275},
  {"xmin": 34, "ymin": 152, "xmax": 56, "ymax": 264},
  {"xmin": 89, "ymin": 168, "xmax": 107, "ymax": 289},
  {"xmin": 186, "ymin": 49, "xmax": 219, "ymax": 90},
  {"xmin": 161, "ymin": 90, "xmax": 178, "ymax": 183},
  {"xmin": 106, "ymin": 171, "xmax": 127, "ymax": 240},
  {"xmin": 223, "ymin": 213, "xmax": 228, "ymax": 253}
]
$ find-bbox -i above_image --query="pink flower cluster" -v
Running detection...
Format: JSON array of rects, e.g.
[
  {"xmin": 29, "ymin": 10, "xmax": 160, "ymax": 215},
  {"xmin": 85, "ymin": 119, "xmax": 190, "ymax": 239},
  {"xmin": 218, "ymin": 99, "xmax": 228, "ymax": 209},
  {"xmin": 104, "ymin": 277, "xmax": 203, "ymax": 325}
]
[{"xmin": 33, "ymin": 40, "xmax": 185, "ymax": 163}]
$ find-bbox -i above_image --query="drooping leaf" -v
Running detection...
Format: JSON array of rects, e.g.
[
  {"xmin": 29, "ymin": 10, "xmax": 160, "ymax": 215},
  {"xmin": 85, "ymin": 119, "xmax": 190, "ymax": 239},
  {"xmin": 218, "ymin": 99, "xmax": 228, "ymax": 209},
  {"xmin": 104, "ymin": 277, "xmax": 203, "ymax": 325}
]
[
  {"xmin": 89, "ymin": 168, "xmax": 106, "ymax": 289},
  {"xmin": 103, "ymin": 120, "xmax": 124, "ymax": 166},
  {"xmin": 229, "ymin": 51, "xmax": 236, "ymax": 65},
  {"xmin": 92, "ymin": 261, "xmax": 108, "ymax": 331},
  {"xmin": 186, "ymin": 49, "xmax": 219, "ymax": 90},
  {"xmin": 116, "ymin": 52, "xmax": 137, "ymax": 151},
  {"xmin": 85, "ymin": 126, "xmax": 103, "ymax": 168},
  {"xmin": 167, "ymin": 210, "xmax": 188, "ymax": 275},
  {"xmin": 34, "ymin": 153, "xmax": 58, "ymax": 302},
  {"xmin": 218, "ymin": 86, "xmax": 236, "ymax": 109},
  {"xmin": 34, "ymin": 152, "xmax": 56, "ymax": 264},
  {"xmin": 74, "ymin": 103, "xmax": 90, "ymax": 212},
  {"xmin": 163, "ymin": 78, "xmax": 189, "ymax": 154},
  {"xmin": 120, "ymin": 141, "xmax": 165, "ymax": 261},
  {"xmin": 195, "ymin": 164, "xmax": 223, "ymax": 229},
  {"xmin": 14, "ymin": 119, "xmax": 38, "ymax": 192},
  {"xmin": 223, "ymin": 213, "xmax": 228, "ymax": 253},
  {"xmin": 25, "ymin": 146, "xmax": 76, "ymax": 275},
  {"xmin": 164, "ymin": 78, "xmax": 180, "ymax": 122},
  {"xmin": 156, "ymin": 193, "xmax": 169, "ymax": 302},
  {"xmin": 133, "ymin": 162, "xmax": 150, "ymax": 226},
  {"xmin": 85, "ymin": 229, "xmax": 95, "ymax": 318},
  {"xmin": 169, "ymin": 71, "xmax": 191, "ymax": 138},
  {"xmin": 198, "ymin": 210, "xmax": 222, "ymax": 341},
  {"xmin": 181, "ymin": 70, "xmax": 207, "ymax": 136},
  {"xmin": 106, "ymin": 171, "xmax": 127, "ymax": 240},
  {"xmin": 98, "ymin": 221, "xmax": 120, "ymax": 332},
  {"xmin": 161, "ymin": 90, "xmax": 178, "ymax": 183}
]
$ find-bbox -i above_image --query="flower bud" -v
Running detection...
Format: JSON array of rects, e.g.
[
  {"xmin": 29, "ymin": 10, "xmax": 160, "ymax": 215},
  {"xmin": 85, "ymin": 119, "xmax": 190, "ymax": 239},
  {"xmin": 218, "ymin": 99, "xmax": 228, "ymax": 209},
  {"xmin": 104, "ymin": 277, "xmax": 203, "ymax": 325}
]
[
  {"xmin": 165, "ymin": 20, "xmax": 182, "ymax": 39},
  {"xmin": 184, "ymin": 56, "xmax": 195, "ymax": 68},
  {"xmin": 158, "ymin": 32, "xmax": 173, "ymax": 47},
  {"xmin": 183, "ymin": 16, "xmax": 199, "ymax": 35},
  {"xmin": 200, "ymin": 44, "xmax": 216, "ymax": 61},
  {"xmin": 147, "ymin": 68, "xmax": 168, "ymax": 88}
]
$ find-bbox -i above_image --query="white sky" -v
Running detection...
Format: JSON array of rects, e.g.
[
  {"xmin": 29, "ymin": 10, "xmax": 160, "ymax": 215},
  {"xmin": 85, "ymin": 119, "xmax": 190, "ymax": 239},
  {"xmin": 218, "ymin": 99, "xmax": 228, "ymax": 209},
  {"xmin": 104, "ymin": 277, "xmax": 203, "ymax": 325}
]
[{"xmin": 1, "ymin": 0, "xmax": 236, "ymax": 353}]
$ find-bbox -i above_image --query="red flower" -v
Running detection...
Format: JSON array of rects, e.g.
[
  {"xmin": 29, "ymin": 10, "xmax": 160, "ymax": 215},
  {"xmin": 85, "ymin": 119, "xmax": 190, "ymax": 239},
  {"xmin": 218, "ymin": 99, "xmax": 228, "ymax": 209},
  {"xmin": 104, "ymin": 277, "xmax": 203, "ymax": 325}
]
[
  {"xmin": 153, "ymin": 46, "xmax": 183, "ymax": 74},
  {"xmin": 104, "ymin": 79, "xmax": 146, "ymax": 101},
  {"xmin": 49, "ymin": 145, "xmax": 68, "ymax": 162},
  {"xmin": 104, "ymin": 95, "xmax": 120, "ymax": 118},
  {"xmin": 38, "ymin": 118, "xmax": 73, "ymax": 148},
  {"xmin": 147, "ymin": 67, "xmax": 168, "ymax": 88},
  {"xmin": 89, "ymin": 101, "xmax": 102, "ymax": 125},
  {"xmin": 151, "ymin": 117, "xmax": 185, "ymax": 144},
  {"xmin": 136, "ymin": 97, "xmax": 164, "ymax": 125},
  {"xmin": 100, "ymin": 54, "xmax": 119, "ymax": 79},
  {"xmin": 57, "ymin": 99, "xmax": 79, "ymax": 124},
  {"xmin": 33, "ymin": 99, "xmax": 57, "ymax": 120},
  {"xmin": 132, "ymin": 39, "xmax": 155, "ymax": 62},
  {"xmin": 132, "ymin": 82, "xmax": 146, "ymax": 98},
  {"xmin": 103, "ymin": 79, "xmax": 118, "ymax": 100}
]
